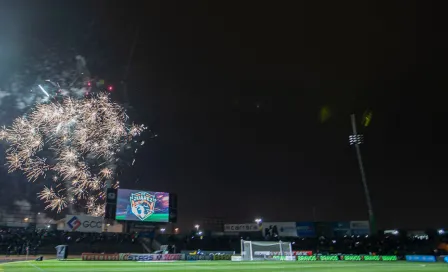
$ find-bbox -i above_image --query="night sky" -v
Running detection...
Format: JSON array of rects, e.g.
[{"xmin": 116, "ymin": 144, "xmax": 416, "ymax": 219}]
[{"xmin": 1, "ymin": 1, "xmax": 446, "ymax": 230}]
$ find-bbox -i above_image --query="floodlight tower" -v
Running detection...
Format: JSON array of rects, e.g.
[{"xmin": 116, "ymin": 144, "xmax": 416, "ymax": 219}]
[{"xmin": 349, "ymin": 114, "xmax": 376, "ymax": 234}]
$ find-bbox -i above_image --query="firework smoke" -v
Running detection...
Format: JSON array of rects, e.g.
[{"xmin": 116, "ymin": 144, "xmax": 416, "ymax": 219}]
[{"xmin": 0, "ymin": 93, "xmax": 145, "ymax": 216}]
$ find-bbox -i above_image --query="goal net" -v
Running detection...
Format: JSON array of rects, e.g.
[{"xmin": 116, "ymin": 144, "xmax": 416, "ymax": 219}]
[{"xmin": 241, "ymin": 240, "xmax": 293, "ymax": 261}]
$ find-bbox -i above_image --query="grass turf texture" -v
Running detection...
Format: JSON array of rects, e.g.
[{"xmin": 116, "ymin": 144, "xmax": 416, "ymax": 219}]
[{"xmin": 1, "ymin": 260, "xmax": 447, "ymax": 272}]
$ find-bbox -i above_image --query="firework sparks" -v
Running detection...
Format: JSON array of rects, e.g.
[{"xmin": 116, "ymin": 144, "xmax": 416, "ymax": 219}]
[
  {"xmin": 1, "ymin": 93, "xmax": 146, "ymax": 216},
  {"xmin": 99, "ymin": 167, "xmax": 112, "ymax": 179},
  {"xmin": 38, "ymin": 186, "xmax": 56, "ymax": 201},
  {"xmin": 23, "ymin": 157, "xmax": 49, "ymax": 182}
]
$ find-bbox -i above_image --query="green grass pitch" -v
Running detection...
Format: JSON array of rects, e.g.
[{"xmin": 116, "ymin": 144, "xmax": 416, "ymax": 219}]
[{"xmin": 1, "ymin": 260, "xmax": 447, "ymax": 272}]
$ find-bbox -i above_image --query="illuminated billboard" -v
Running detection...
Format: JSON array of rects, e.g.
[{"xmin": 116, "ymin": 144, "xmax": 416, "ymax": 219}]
[{"xmin": 115, "ymin": 189, "xmax": 169, "ymax": 222}]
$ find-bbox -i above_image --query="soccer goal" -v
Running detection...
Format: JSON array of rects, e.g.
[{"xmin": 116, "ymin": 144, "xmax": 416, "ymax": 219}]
[{"xmin": 241, "ymin": 239, "xmax": 293, "ymax": 261}]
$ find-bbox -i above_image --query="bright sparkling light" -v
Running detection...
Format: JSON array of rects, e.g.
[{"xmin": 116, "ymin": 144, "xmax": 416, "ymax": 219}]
[{"xmin": 1, "ymin": 93, "xmax": 146, "ymax": 216}]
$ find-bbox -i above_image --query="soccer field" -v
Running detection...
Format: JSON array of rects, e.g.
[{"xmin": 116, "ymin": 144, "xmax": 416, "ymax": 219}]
[{"xmin": 1, "ymin": 260, "xmax": 447, "ymax": 272}]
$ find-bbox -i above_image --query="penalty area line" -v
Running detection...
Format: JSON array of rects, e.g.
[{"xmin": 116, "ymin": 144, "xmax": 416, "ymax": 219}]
[{"xmin": 27, "ymin": 261, "xmax": 47, "ymax": 272}]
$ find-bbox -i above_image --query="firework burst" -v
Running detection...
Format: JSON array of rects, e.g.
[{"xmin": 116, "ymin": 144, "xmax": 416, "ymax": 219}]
[{"xmin": 1, "ymin": 93, "xmax": 146, "ymax": 215}]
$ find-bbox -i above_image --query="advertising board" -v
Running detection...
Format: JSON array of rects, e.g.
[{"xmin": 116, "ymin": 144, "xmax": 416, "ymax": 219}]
[
  {"xmin": 272, "ymin": 256, "xmax": 296, "ymax": 261},
  {"xmin": 231, "ymin": 256, "xmax": 243, "ymax": 262},
  {"xmin": 350, "ymin": 221, "xmax": 370, "ymax": 235},
  {"xmin": 186, "ymin": 255, "xmax": 213, "ymax": 261},
  {"xmin": 115, "ymin": 189, "xmax": 169, "ymax": 222},
  {"xmin": 181, "ymin": 250, "xmax": 235, "ymax": 255},
  {"xmin": 406, "ymin": 255, "xmax": 436, "ymax": 262},
  {"xmin": 254, "ymin": 251, "xmax": 312, "ymax": 256},
  {"xmin": 211, "ymin": 254, "xmax": 232, "ymax": 260},
  {"xmin": 331, "ymin": 222, "xmax": 351, "ymax": 237},
  {"xmin": 262, "ymin": 222, "xmax": 297, "ymax": 237},
  {"xmin": 82, "ymin": 253, "xmax": 119, "ymax": 261},
  {"xmin": 297, "ymin": 255, "xmax": 397, "ymax": 261},
  {"xmin": 224, "ymin": 223, "xmax": 260, "ymax": 232},
  {"xmin": 65, "ymin": 215, "xmax": 103, "ymax": 233},
  {"xmin": 119, "ymin": 253, "xmax": 184, "ymax": 261},
  {"xmin": 296, "ymin": 222, "xmax": 316, "ymax": 237}
]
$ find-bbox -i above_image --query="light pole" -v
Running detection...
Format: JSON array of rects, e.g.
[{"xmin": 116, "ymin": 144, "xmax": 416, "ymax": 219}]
[{"xmin": 349, "ymin": 114, "xmax": 376, "ymax": 234}]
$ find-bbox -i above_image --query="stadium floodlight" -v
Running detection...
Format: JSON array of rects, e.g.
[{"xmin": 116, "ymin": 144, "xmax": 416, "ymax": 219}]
[
  {"xmin": 255, "ymin": 218, "xmax": 262, "ymax": 224},
  {"xmin": 175, "ymin": 228, "xmax": 179, "ymax": 233},
  {"xmin": 438, "ymin": 229, "xmax": 445, "ymax": 235},
  {"xmin": 194, "ymin": 224, "xmax": 200, "ymax": 230},
  {"xmin": 350, "ymin": 114, "xmax": 375, "ymax": 234},
  {"xmin": 160, "ymin": 228, "xmax": 166, "ymax": 233},
  {"xmin": 348, "ymin": 134, "xmax": 364, "ymax": 145},
  {"xmin": 24, "ymin": 218, "xmax": 29, "ymax": 221}
]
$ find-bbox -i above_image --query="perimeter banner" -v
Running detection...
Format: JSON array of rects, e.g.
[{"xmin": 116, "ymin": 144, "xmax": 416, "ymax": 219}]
[
  {"xmin": 181, "ymin": 250, "xmax": 235, "ymax": 255},
  {"xmin": 406, "ymin": 255, "xmax": 436, "ymax": 262},
  {"xmin": 119, "ymin": 253, "xmax": 184, "ymax": 261},
  {"xmin": 186, "ymin": 255, "xmax": 213, "ymax": 261},
  {"xmin": 82, "ymin": 253, "xmax": 120, "ymax": 261},
  {"xmin": 254, "ymin": 251, "xmax": 312, "ymax": 256},
  {"xmin": 296, "ymin": 255, "xmax": 397, "ymax": 261}
]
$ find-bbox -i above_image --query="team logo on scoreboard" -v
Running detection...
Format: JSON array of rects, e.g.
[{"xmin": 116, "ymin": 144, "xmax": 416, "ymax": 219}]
[{"xmin": 130, "ymin": 192, "xmax": 156, "ymax": 221}]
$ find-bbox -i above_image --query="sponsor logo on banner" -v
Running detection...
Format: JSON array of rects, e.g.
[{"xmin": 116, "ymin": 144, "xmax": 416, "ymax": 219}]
[
  {"xmin": 181, "ymin": 250, "xmax": 235, "ymax": 255},
  {"xmin": 405, "ymin": 255, "xmax": 436, "ymax": 262},
  {"xmin": 272, "ymin": 256, "xmax": 296, "ymax": 261},
  {"xmin": 186, "ymin": 255, "xmax": 213, "ymax": 261},
  {"xmin": 67, "ymin": 216, "xmax": 81, "ymax": 231},
  {"xmin": 119, "ymin": 253, "xmax": 184, "ymax": 261},
  {"xmin": 224, "ymin": 223, "xmax": 259, "ymax": 232},
  {"xmin": 254, "ymin": 251, "xmax": 312, "ymax": 256},
  {"xmin": 212, "ymin": 254, "xmax": 232, "ymax": 260},
  {"xmin": 296, "ymin": 222, "xmax": 316, "ymax": 237},
  {"xmin": 350, "ymin": 221, "xmax": 370, "ymax": 235},
  {"xmin": 262, "ymin": 222, "xmax": 297, "ymax": 237},
  {"xmin": 65, "ymin": 215, "xmax": 103, "ymax": 233},
  {"xmin": 231, "ymin": 256, "xmax": 242, "ymax": 262},
  {"xmin": 82, "ymin": 253, "xmax": 119, "ymax": 261}
]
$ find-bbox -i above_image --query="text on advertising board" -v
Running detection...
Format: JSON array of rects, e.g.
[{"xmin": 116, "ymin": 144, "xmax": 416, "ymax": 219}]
[
  {"xmin": 119, "ymin": 253, "xmax": 184, "ymax": 261},
  {"xmin": 224, "ymin": 223, "xmax": 259, "ymax": 232},
  {"xmin": 82, "ymin": 253, "xmax": 119, "ymax": 261},
  {"xmin": 65, "ymin": 215, "xmax": 103, "ymax": 233}
]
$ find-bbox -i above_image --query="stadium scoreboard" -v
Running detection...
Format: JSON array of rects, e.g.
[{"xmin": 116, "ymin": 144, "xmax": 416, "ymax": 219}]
[{"xmin": 105, "ymin": 188, "xmax": 177, "ymax": 223}]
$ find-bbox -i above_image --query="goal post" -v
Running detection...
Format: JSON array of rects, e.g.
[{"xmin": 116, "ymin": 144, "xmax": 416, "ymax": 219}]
[{"xmin": 241, "ymin": 239, "xmax": 293, "ymax": 261}]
